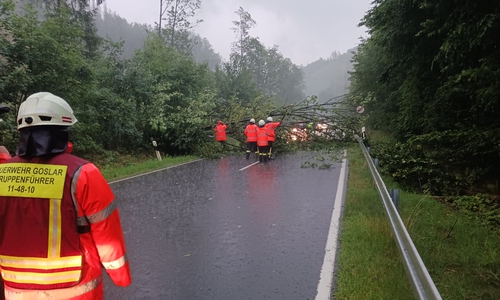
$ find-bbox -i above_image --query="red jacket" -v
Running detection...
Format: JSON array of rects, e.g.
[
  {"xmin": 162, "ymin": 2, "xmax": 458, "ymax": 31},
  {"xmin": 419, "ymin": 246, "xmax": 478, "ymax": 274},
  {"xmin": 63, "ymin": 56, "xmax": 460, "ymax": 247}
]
[
  {"xmin": 214, "ymin": 122, "xmax": 227, "ymax": 141},
  {"xmin": 265, "ymin": 122, "xmax": 281, "ymax": 142},
  {"xmin": 0, "ymin": 153, "xmax": 131, "ymax": 300},
  {"xmin": 244, "ymin": 124, "xmax": 258, "ymax": 142},
  {"xmin": 66, "ymin": 141, "xmax": 73, "ymax": 153},
  {"xmin": 0, "ymin": 146, "xmax": 10, "ymax": 164},
  {"xmin": 257, "ymin": 127, "xmax": 269, "ymax": 147}
]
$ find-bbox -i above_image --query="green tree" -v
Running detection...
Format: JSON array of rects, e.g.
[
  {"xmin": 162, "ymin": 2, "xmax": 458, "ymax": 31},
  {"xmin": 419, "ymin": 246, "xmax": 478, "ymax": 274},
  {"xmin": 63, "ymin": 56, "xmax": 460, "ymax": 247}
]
[
  {"xmin": 214, "ymin": 63, "xmax": 261, "ymax": 106},
  {"xmin": 231, "ymin": 6, "xmax": 256, "ymax": 70},
  {"xmin": 228, "ymin": 9, "xmax": 305, "ymax": 105},
  {"xmin": 349, "ymin": 0, "xmax": 500, "ymax": 194},
  {"xmin": 125, "ymin": 34, "xmax": 215, "ymax": 154},
  {"xmin": 36, "ymin": 0, "xmax": 104, "ymax": 57},
  {"xmin": 158, "ymin": 0, "xmax": 202, "ymax": 54}
]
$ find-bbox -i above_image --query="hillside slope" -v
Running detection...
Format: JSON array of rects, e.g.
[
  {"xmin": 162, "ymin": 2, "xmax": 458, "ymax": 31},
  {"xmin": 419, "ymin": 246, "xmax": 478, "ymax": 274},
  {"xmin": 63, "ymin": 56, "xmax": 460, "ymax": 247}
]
[{"xmin": 302, "ymin": 49, "xmax": 355, "ymax": 101}]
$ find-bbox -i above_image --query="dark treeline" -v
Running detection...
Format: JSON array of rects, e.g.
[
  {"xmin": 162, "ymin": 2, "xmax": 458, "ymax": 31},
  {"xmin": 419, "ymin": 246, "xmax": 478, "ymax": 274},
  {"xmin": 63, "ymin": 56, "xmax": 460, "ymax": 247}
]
[
  {"xmin": 94, "ymin": 8, "xmax": 151, "ymax": 59},
  {"xmin": 94, "ymin": 8, "xmax": 223, "ymax": 70},
  {"xmin": 0, "ymin": 0, "xmax": 307, "ymax": 162},
  {"xmin": 350, "ymin": 0, "xmax": 500, "ymax": 198}
]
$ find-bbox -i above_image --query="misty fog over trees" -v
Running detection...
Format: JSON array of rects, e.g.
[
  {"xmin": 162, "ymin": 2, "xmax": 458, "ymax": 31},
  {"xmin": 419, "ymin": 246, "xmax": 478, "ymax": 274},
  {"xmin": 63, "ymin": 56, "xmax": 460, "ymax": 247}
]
[
  {"xmin": 302, "ymin": 50, "xmax": 354, "ymax": 102},
  {"xmin": 94, "ymin": 9, "xmax": 223, "ymax": 69},
  {"xmin": 0, "ymin": 0, "xmax": 354, "ymax": 161},
  {"xmin": 94, "ymin": 6, "xmax": 352, "ymax": 102}
]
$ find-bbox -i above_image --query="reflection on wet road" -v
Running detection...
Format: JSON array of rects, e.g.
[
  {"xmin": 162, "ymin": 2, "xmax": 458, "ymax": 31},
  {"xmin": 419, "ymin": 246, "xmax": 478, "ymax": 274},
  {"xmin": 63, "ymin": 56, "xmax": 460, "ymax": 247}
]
[{"xmin": 104, "ymin": 152, "xmax": 345, "ymax": 300}]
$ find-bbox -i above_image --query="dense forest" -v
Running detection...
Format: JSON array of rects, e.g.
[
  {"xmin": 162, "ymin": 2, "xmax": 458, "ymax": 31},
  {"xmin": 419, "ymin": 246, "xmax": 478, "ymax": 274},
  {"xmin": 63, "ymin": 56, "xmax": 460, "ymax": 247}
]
[
  {"xmin": 350, "ymin": 0, "xmax": 500, "ymax": 217},
  {"xmin": 0, "ymin": 0, "xmax": 316, "ymax": 162}
]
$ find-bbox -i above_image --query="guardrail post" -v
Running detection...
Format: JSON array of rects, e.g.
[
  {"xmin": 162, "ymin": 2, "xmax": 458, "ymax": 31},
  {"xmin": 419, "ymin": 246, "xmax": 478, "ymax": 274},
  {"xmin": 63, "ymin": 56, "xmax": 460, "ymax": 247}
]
[{"xmin": 389, "ymin": 189, "xmax": 400, "ymax": 210}]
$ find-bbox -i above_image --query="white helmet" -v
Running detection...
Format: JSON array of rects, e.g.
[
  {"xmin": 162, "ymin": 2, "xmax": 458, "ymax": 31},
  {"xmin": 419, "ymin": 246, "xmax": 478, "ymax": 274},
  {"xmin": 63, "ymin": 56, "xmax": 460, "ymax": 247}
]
[
  {"xmin": 17, "ymin": 92, "xmax": 77, "ymax": 130},
  {"xmin": 250, "ymin": 118, "xmax": 255, "ymax": 124},
  {"xmin": 258, "ymin": 120, "xmax": 265, "ymax": 127},
  {"xmin": 267, "ymin": 116, "xmax": 273, "ymax": 122}
]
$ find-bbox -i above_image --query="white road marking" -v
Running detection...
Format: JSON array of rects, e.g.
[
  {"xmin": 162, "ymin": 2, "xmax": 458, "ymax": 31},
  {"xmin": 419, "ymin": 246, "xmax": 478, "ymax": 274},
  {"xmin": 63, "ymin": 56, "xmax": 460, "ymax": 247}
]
[
  {"xmin": 108, "ymin": 159, "xmax": 204, "ymax": 184},
  {"xmin": 315, "ymin": 152, "xmax": 348, "ymax": 300},
  {"xmin": 238, "ymin": 161, "xmax": 260, "ymax": 171}
]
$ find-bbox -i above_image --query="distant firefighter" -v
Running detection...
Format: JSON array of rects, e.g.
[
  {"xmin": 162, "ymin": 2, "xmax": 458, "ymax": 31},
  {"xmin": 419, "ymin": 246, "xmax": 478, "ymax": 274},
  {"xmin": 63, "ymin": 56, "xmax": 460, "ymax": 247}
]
[
  {"xmin": 257, "ymin": 119, "xmax": 269, "ymax": 163},
  {"xmin": 265, "ymin": 116, "xmax": 281, "ymax": 159},
  {"xmin": 244, "ymin": 118, "xmax": 258, "ymax": 159},
  {"xmin": 214, "ymin": 120, "xmax": 227, "ymax": 142}
]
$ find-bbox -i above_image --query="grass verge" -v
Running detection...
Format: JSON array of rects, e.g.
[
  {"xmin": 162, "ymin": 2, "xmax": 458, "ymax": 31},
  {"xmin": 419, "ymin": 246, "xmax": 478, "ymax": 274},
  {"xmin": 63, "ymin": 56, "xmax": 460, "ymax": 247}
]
[
  {"xmin": 100, "ymin": 155, "xmax": 200, "ymax": 182},
  {"xmin": 334, "ymin": 145, "xmax": 500, "ymax": 299},
  {"xmin": 334, "ymin": 145, "xmax": 412, "ymax": 299}
]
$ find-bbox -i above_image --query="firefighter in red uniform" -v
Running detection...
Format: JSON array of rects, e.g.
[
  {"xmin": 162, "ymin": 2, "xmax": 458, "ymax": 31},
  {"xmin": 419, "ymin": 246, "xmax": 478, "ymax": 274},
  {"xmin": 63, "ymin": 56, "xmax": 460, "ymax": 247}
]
[
  {"xmin": 0, "ymin": 92, "xmax": 131, "ymax": 300},
  {"xmin": 265, "ymin": 116, "xmax": 281, "ymax": 159},
  {"xmin": 214, "ymin": 120, "xmax": 227, "ymax": 150},
  {"xmin": 257, "ymin": 120, "xmax": 269, "ymax": 163},
  {"xmin": 243, "ymin": 118, "xmax": 258, "ymax": 159}
]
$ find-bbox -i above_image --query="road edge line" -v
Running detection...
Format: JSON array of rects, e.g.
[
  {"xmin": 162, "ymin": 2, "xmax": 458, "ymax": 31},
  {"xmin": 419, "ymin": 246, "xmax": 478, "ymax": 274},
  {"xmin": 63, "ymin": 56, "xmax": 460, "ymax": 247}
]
[
  {"xmin": 108, "ymin": 158, "xmax": 204, "ymax": 185},
  {"xmin": 315, "ymin": 151, "xmax": 348, "ymax": 300}
]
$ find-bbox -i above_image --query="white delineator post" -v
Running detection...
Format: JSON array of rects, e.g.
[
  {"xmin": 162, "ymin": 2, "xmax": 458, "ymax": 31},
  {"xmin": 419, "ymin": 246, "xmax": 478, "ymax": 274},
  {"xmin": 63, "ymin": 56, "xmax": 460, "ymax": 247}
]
[{"xmin": 152, "ymin": 141, "xmax": 162, "ymax": 161}]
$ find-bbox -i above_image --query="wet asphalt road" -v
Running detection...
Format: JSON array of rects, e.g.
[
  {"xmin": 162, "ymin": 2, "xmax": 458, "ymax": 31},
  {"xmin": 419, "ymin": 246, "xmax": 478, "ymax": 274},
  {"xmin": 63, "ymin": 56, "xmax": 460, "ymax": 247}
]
[{"xmin": 103, "ymin": 152, "xmax": 344, "ymax": 300}]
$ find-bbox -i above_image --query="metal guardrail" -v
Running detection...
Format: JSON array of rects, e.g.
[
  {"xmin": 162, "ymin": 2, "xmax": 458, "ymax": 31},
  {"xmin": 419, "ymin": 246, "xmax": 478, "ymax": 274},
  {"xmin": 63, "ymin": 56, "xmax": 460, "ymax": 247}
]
[{"xmin": 357, "ymin": 137, "xmax": 442, "ymax": 300}]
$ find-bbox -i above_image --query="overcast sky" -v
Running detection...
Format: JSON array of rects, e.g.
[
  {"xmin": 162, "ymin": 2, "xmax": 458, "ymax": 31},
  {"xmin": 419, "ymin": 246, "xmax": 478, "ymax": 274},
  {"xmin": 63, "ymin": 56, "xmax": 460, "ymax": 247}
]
[{"xmin": 103, "ymin": 0, "xmax": 372, "ymax": 66}]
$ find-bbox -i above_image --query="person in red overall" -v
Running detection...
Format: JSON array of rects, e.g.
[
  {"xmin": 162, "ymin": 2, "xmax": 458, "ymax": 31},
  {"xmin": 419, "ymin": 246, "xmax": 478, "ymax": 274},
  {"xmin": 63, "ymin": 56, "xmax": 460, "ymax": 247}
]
[
  {"xmin": 214, "ymin": 120, "xmax": 227, "ymax": 150},
  {"xmin": 0, "ymin": 92, "xmax": 131, "ymax": 300},
  {"xmin": 244, "ymin": 118, "xmax": 258, "ymax": 159},
  {"xmin": 265, "ymin": 116, "xmax": 281, "ymax": 159},
  {"xmin": 257, "ymin": 120, "xmax": 269, "ymax": 163}
]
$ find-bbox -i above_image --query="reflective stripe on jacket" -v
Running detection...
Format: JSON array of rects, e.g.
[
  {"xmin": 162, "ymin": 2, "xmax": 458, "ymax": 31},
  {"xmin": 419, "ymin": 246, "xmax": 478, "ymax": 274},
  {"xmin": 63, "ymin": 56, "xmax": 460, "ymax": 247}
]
[
  {"xmin": 5, "ymin": 277, "xmax": 103, "ymax": 300},
  {"xmin": 257, "ymin": 127, "xmax": 269, "ymax": 146},
  {"xmin": 214, "ymin": 124, "xmax": 227, "ymax": 141},
  {"xmin": 265, "ymin": 122, "xmax": 281, "ymax": 142},
  {"xmin": 244, "ymin": 124, "xmax": 258, "ymax": 142},
  {"xmin": 0, "ymin": 153, "xmax": 131, "ymax": 299}
]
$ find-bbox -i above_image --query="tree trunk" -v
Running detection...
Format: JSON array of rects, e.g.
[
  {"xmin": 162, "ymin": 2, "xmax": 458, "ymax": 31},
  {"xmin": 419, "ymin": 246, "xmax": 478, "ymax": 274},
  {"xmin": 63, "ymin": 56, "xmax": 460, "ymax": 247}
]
[
  {"xmin": 170, "ymin": 0, "xmax": 179, "ymax": 46},
  {"xmin": 159, "ymin": 0, "xmax": 162, "ymax": 35}
]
